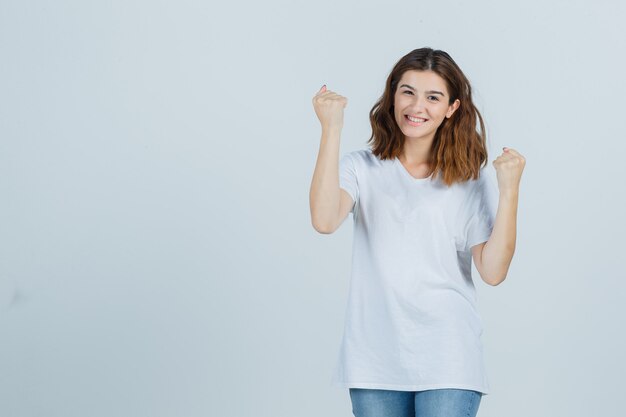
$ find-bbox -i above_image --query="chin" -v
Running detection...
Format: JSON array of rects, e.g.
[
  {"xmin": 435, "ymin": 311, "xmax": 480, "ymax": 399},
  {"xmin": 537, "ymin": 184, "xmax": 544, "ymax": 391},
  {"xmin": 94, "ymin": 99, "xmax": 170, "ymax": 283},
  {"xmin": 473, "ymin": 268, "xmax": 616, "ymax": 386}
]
[{"xmin": 403, "ymin": 128, "xmax": 434, "ymax": 139}]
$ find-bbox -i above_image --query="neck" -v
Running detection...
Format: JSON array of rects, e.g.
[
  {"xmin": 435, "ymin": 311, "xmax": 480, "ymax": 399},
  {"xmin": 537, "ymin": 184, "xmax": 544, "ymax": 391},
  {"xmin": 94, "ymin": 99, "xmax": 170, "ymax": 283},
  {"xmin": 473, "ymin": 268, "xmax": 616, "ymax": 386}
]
[{"xmin": 400, "ymin": 136, "xmax": 434, "ymax": 165}]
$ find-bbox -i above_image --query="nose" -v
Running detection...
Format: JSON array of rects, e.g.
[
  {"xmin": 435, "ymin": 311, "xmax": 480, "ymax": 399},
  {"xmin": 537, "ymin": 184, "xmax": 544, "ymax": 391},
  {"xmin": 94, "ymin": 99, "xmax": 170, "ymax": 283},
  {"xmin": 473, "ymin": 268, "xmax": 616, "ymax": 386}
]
[{"xmin": 409, "ymin": 94, "xmax": 428, "ymax": 111}]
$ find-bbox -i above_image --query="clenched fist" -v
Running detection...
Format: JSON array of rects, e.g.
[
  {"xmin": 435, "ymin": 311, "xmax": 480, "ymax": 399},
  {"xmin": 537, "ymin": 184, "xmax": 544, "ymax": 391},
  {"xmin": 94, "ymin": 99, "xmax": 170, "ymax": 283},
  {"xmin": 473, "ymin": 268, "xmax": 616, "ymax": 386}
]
[
  {"xmin": 492, "ymin": 147, "xmax": 526, "ymax": 193},
  {"xmin": 312, "ymin": 85, "xmax": 348, "ymax": 131}
]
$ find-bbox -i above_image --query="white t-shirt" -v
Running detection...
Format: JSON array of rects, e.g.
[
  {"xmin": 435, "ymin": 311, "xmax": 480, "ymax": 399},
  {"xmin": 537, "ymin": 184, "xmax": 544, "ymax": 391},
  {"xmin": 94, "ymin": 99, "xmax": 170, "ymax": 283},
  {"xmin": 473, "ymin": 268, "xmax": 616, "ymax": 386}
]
[{"xmin": 331, "ymin": 148, "xmax": 498, "ymax": 395}]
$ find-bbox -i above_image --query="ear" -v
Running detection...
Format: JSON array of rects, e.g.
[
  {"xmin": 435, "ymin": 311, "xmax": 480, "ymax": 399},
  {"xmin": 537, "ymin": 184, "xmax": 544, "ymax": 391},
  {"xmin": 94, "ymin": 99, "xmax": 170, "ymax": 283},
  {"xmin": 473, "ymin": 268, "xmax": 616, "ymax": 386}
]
[{"xmin": 446, "ymin": 99, "xmax": 461, "ymax": 118}]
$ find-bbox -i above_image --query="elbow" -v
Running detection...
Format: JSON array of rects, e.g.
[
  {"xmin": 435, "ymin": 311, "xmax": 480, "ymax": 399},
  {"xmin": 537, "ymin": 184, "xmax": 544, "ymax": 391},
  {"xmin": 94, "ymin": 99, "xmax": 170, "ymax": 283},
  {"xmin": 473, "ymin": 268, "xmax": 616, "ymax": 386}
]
[
  {"xmin": 481, "ymin": 250, "xmax": 514, "ymax": 286},
  {"xmin": 310, "ymin": 207, "xmax": 341, "ymax": 234},
  {"xmin": 313, "ymin": 224, "xmax": 336, "ymax": 234},
  {"xmin": 484, "ymin": 273, "xmax": 507, "ymax": 286},
  {"xmin": 479, "ymin": 264, "xmax": 508, "ymax": 286},
  {"xmin": 311, "ymin": 219, "xmax": 337, "ymax": 234},
  {"xmin": 310, "ymin": 202, "xmax": 339, "ymax": 234}
]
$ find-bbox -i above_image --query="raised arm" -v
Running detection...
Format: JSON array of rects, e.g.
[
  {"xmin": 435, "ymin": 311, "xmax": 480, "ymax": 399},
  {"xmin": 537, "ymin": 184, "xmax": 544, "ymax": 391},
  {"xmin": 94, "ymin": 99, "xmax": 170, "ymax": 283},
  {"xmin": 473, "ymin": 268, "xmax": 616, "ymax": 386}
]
[
  {"xmin": 309, "ymin": 85, "xmax": 352, "ymax": 234},
  {"xmin": 475, "ymin": 147, "xmax": 526, "ymax": 286}
]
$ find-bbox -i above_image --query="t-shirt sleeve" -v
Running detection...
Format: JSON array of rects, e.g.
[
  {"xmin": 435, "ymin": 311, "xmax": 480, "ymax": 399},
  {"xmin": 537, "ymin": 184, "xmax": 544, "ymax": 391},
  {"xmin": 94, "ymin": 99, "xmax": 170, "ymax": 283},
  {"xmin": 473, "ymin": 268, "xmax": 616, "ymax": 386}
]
[
  {"xmin": 462, "ymin": 168, "xmax": 498, "ymax": 252},
  {"xmin": 339, "ymin": 152, "xmax": 359, "ymax": 214}
]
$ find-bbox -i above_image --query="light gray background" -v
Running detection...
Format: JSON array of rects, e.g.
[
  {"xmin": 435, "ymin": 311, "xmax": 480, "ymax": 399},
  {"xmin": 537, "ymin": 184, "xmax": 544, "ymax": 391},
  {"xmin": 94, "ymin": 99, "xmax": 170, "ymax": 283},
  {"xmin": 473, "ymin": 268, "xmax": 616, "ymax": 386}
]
[{"xmin": 1, "ymin": 0, "xmax": 625, "ymax": 416}]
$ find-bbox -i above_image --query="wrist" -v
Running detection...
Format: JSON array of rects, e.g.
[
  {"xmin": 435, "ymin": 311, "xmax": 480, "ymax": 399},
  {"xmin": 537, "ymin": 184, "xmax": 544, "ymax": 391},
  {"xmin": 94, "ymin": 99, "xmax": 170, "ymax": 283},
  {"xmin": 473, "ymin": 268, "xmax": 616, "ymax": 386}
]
[{"xmin": 499, "ymin": 188, "xmax": 519, "ymax": 200}]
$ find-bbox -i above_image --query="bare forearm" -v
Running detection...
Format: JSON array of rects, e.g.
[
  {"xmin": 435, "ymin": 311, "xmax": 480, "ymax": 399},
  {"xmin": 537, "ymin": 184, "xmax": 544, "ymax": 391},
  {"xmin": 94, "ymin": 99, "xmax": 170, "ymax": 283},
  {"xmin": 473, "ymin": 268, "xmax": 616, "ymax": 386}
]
[
  {"xmin": 481, "ymin": 190, "xmax": 518, "ymax": 285},
  {"xmin": 309, "ymin": 127, "xmax": 342, "ymax": 233}
]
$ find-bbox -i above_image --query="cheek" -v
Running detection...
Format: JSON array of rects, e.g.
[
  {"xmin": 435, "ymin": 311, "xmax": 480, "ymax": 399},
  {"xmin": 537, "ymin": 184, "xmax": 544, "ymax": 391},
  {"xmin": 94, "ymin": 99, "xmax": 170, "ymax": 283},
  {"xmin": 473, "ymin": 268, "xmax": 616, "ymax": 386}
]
[{"xmin": 434, "ymin": 105, "xmax": 449, "ymax": 118}]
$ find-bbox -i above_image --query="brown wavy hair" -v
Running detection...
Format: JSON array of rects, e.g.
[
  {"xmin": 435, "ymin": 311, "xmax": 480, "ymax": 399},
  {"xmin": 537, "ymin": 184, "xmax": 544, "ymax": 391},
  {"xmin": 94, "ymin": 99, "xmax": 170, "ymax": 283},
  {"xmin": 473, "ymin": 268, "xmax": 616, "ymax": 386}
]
[{"xmin": 367, "ymin": 47, "xmax": 488, "ymax": 186}]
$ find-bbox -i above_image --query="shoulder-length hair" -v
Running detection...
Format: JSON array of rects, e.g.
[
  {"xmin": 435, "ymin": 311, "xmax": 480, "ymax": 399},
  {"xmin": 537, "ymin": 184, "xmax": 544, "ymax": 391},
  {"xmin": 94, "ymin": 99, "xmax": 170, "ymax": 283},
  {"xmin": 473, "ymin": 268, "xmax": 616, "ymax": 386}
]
[{"xmin": 367, "ymin": 47, "xmax": 488, "ymax": 186}]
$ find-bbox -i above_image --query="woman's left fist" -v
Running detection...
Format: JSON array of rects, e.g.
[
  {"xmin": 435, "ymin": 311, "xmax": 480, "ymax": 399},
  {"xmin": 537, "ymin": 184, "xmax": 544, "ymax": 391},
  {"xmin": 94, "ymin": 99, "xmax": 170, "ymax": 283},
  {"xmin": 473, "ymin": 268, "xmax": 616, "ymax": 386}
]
[{"xmin": 492, "ymin": 147, "xmax": 526, "ymax": 193}]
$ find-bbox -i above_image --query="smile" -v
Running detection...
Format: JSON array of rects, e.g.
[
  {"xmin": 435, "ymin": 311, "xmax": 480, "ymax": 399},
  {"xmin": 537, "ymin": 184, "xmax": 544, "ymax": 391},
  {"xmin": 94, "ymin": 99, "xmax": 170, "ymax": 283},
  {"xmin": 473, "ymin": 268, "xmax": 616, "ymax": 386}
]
[{"xmin": 405, "ymin": 115, "xmax": 428, "ymax": 126}]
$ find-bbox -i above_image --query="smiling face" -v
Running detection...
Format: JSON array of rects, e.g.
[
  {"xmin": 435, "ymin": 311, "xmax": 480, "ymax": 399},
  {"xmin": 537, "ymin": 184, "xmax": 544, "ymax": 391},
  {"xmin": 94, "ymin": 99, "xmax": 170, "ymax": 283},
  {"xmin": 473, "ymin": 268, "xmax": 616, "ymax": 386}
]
[{"xmin": 393, "ymin": 70, "xmax": 460, "ymax": 142}]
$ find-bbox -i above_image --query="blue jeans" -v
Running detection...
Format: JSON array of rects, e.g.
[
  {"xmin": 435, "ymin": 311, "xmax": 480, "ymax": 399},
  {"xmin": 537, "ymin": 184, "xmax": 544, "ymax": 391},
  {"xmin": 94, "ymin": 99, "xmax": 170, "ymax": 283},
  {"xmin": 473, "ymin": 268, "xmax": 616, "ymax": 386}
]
[{"xmin": 349, "ymin": 388, "xmax": 483, "ymax": 417}]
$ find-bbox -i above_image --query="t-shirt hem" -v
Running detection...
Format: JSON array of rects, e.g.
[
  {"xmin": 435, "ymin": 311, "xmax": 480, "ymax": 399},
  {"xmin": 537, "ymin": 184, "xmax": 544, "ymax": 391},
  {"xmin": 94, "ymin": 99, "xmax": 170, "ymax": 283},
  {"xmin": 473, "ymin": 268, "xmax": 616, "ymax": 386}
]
[
  {"xmin": 466, "ymin": 234, "xmax": 491, "ymax": 251},
  {"xmin": 330, "ymin": 380, "xmax": 489, "ymax": 395}
]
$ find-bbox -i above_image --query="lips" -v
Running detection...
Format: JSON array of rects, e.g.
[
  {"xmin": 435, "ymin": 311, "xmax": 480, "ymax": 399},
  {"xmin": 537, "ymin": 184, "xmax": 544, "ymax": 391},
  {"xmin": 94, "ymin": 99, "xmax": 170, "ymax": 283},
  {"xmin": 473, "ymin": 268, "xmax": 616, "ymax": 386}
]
[
  {"xmin": 405, "ymin": 115, "xmax": 428, "ymax": 126},
  {"xmin": 405, "ymin": 115, "xmax": 428, "ymax": 122}
]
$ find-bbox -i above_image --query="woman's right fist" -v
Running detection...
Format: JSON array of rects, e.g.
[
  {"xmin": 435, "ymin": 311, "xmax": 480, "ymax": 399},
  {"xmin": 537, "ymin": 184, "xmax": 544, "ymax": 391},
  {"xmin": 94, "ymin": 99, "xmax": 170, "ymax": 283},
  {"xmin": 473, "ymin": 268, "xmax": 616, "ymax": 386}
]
[{"xmin": 312, "ymin": 84, "xmax": 348, "ymax": 130}]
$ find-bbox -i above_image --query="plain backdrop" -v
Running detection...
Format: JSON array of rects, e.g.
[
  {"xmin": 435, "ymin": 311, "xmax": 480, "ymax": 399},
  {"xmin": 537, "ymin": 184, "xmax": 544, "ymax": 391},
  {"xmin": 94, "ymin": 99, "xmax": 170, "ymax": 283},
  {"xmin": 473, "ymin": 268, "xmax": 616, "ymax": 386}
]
[{"xmin": 1, "ymin": 0, "xmax": 625, "ymax": 416}]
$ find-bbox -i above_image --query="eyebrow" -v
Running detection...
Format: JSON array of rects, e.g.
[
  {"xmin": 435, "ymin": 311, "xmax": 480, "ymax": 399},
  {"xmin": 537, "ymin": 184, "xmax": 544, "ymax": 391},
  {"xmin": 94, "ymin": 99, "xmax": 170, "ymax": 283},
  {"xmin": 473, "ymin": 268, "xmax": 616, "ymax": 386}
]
[{"xmin": 399, "ymin": 84, "xmax": 445, "ymax": 96}]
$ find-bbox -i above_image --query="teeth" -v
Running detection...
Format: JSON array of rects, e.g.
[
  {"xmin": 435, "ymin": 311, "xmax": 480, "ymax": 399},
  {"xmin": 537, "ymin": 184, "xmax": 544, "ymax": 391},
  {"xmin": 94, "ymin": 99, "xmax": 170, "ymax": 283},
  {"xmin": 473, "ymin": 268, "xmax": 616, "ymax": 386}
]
[{"xmin": 407, "ymin": 115, "xmax": 426, "ymax": 123}]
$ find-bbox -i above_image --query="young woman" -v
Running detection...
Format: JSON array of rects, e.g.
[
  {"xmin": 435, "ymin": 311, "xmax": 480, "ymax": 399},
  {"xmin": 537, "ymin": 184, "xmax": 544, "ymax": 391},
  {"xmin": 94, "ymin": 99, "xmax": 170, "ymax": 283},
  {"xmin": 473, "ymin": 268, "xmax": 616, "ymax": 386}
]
[{"xmin": 309, "ymin": 47, "xmax": 525, "ymax": 417}]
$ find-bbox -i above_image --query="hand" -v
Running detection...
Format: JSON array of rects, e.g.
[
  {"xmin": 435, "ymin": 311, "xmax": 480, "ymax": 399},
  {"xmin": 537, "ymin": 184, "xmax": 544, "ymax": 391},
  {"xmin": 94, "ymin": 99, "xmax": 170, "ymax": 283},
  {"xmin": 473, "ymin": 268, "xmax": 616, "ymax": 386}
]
[
  {"xmin": 312, "ymin": 84, "xmax": 348, "ymax": 130},
  {"xmin": 492, "ymin": 147, "xmax": 526, "ymax": 194}
]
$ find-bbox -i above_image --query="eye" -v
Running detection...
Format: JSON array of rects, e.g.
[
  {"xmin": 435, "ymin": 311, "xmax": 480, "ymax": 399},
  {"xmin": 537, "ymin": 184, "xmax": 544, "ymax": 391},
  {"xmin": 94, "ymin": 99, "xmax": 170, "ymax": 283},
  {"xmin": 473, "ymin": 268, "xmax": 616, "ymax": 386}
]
[
  {"xmin": 428, "ymin": 96, "xmax": 439, "ymax": 101},
  {"xmin": 403, "ymin": 90, "xmax": 413, "ymax": 95}
]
